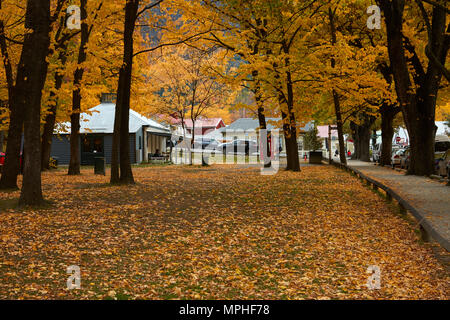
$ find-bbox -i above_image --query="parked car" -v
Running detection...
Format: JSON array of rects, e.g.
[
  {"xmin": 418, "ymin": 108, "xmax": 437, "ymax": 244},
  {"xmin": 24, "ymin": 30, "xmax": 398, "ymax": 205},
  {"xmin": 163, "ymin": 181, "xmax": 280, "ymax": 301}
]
[
  {"xmin": 0, "ymin": 152, "xmax": 23, "ymax": 173},
  {"xmin": 434, "ymin": 135, "xmax": 450, "ymax": 173},
  {"xmin": 435, "ymin": 135, "xmax": 450, "ymax": 154},
  {"xmin": 437, "ymin": 149, "xmax": 450, "ymax": 177},
  {"xmin": 0, "ymin": 152, "xmax": 4, "ymax": 172},
  {"xmin": 217, "ymin": 139, "xmax": 258, "ymax": 155},
  {"xmin": 400, "ymin": 148, "xmax": 411, "ymax": 170},
  {"xmin": 391, "ymin": 149, "xmax": 405, "ymax": 167},
  {"xmin": 193, "ymin": 138, "xmax": 219, "ymax": 150}
]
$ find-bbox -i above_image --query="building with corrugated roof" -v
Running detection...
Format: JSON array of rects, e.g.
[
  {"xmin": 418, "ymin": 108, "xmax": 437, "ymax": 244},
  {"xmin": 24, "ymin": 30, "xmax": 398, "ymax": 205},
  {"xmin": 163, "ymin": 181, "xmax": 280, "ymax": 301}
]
[{"xmin": 51, "ymin": 94, "xmax": 171, "ymax": 165}]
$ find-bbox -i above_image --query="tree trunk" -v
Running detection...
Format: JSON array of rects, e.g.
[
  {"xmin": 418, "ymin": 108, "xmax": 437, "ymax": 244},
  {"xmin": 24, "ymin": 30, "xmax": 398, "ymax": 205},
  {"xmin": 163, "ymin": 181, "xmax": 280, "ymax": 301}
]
[
  {"xmin": 333, "ymin": 90, "xmax": 347, "ymax": 165},
  {"xmin": 190, "ymin": 117, "xmax": 195, "ymax": 165},
  {"xmin": 41, "ymin": 51, "xmax": 67, "ymax": 171},
  {"xmin": 41, "ymin": 12, "xmax": 70, "ymax": 172},
  {"xmin": 353, "ymin": 115, "xmax": 375, "ymax": 162},
  {"xmin": 110, "ymin": 72, "xmax": 122, "ymax": 183},
  {"xmin": 271, "ymin": 45, "xmax": 300, "ymax": 172},
  {"xmin": 283, "ymin": 52, "xmax": 300, "ymax": 172},
  {"xmin": 286, "ymin": 95, "xmax": 300, "ymax": 171},
  {"xmin": 257, "ymin": 102, "xmax": 270, "ymax": 168},
  {"xmin": 358, "ymin": 122, "xmax": 371, "ymax": 162},
  {"xmin": 281, "ymin": 110, "xmax": 300, "ymax": 172},
  {"xmin": 0, "ymin": 101, "xmax": 23, "ymax": 189},
  {"xmin": 68, "ymin": 0, "xmax": 89, "ymax": 176},
  {"xmin": 18, "ymin": 0, "xmax": 51, "ymax": 206},
  {"xmin": 0, "ymin": 4, "xmax": 22, "ymax": 190},
  {"xmin": 0, "ymin": 100, "xmax": 4, "ymax": 152},
  {"xmin": 380, "ymin": 104, "xmax": 398, "ymax": 166},
  {"xmin": 406, "ymin": 101, "xmax": 436, "ymax": 175},
  {"xmin": 0, "ymin": 3, "xmax": 8, "ymax": 157},
  {"xmin": 286, "ymin": 129, "xmax": 300, "ymax": 171},
  {"xmin": 252, "ymin": 73, "xmax": 270, "ymax": 168},
  {"xmin": 41, "ymin": 101, "xmax": 57, "ymax": 171},
  {"xmin": 111, "ymin": 0, "xmax": 138, "ymax": 184},
  {"xmin": 68, "ymin": 112, "xmax": 81, "ymax": 175},
  {"xmin": 281, "ymin": 113, "xmax": 292, "ymax": 170},
  {"xmin": 329, "ymin": 8, "xmax": 346, "ymax": 165},
  {"xmin": 0, "ymin": 130, "xmax": 3, "ymax": 152},
  {"xmin": 350, "ymin": 121, "xmax": 359, "ymax": 160}
]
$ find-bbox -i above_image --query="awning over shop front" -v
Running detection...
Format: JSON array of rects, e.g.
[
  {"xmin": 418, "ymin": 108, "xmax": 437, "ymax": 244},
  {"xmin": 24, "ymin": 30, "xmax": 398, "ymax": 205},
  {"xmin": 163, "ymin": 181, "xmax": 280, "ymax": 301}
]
[{"xmin": 146, "ymin": 127, "xmax": 171, "ymax": 137}]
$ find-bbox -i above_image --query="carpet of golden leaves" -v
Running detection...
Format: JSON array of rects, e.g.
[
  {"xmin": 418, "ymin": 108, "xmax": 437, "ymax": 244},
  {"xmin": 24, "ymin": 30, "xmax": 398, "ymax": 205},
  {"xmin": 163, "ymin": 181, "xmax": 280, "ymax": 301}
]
[{"xmin": 0, "ymin": 165, "xmax": 448, "ymax": 299}]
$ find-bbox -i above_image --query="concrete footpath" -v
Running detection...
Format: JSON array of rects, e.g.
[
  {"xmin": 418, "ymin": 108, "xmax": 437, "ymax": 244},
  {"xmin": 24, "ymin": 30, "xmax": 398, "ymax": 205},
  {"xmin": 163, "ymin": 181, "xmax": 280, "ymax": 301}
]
[{"xmin": 337, "ymin": 159, "xmax": 449, "ymax": 251}]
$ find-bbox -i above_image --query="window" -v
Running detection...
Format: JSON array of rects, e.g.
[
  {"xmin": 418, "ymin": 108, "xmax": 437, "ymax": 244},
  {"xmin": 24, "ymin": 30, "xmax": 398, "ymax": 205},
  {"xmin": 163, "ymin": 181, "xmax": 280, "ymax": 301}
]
[
  {"xmin": 82, "ymin": 137, "xmax": 92, "ymax": 153},
  {"xmin": 82, "ymin": 135, "xmax": 103, "ymax": 153},
  {"xmin": 93, "ymin": 138, "xmax": 103, "ymax": 153}
]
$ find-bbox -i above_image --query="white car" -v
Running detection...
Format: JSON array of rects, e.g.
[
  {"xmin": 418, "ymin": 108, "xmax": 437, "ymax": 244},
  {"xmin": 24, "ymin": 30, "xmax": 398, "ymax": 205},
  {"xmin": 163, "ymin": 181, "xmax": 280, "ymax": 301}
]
[{"xmin": 391, "ymin": 149, "xmax": 405, "ymax": 167}]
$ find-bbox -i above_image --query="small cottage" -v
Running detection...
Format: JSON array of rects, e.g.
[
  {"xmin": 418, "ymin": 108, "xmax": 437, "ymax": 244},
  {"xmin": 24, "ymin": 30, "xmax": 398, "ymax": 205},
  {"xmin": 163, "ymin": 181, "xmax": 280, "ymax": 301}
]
[{"xmin": 51, "ymin": 94, "xmax": 172, "ymax": 165}]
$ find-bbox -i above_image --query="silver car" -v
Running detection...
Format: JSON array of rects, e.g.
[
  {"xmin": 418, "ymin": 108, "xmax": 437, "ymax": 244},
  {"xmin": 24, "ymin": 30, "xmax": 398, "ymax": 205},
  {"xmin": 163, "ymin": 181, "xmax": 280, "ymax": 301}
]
[{"xmin": 391, "ymin": 149, "xmax": 405, "ymax": 167}]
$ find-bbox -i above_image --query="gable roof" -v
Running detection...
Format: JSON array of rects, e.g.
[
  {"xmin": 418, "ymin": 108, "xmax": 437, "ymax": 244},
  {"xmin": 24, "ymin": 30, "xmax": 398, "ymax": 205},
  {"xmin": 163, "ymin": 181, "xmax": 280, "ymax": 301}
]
[
  {"xmin": 175, "ymin": 118, "xmax": 225, "ymax": 128},
  {"xmin": 56, "ymin": 103, "xmax": 170, "ymax": 134},
  {"xmin": 317, "ymin": 125, "xmax": 338, "ymax": 138}
]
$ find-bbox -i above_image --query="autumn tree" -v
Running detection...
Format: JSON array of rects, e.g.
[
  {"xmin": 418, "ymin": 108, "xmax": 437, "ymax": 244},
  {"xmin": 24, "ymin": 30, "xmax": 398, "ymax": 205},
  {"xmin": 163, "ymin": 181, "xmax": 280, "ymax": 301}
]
[
  {"xmin": 111, "ymin": 0, "xmax": 150, "ymax": 184},
  {"xmin": 377, "ymin": 62, "xmax": 401, "ymax": 165},
  {"xmin": 184, "ymin": 0, "xmax": 324, "ymax": 171},
  {"xmin": 110, "ymin": 0, "xmax": 210, "ymax": 183},
  {"xmin": 148, "ymin": 50, "xmax": 190, "ymax": 139},
  {"xmin": 0, "ymin": 0, "xmax": 26, "ymax": 189},
  {"xmin": 304, "ymin": 125, "xmax": 322, "ymax": 151},
  {"xmin": 16, "ymin": 0, "xmax": 56, "ymax": 205},
  {"xmin": 68, "ymin": 0, "xmax": 104, "ymax": 175},
  {"xmin": 149, "ymin": 45, "xmax": 232, "ymax": 163},
  {"xmin": 292, "ymin": 0, "xmax": 392, "ymax": 165},
  {"xmin": 0, "ymin": 0, "xmax": 69, "ymax": 191},
  {"xmin": 377, "ymin": 0, "xmax": 449, "ymax": 175},
  {"xmin": 41, "ymin": 4, "xmax": 83, "ymax": 171},
  {"xmin": 110, "ymin": 0, "xmax": 141, "ymax": 184},
  {"xmin": 187, "ymin": 0, "xmax": 276, "ymax": 167}
]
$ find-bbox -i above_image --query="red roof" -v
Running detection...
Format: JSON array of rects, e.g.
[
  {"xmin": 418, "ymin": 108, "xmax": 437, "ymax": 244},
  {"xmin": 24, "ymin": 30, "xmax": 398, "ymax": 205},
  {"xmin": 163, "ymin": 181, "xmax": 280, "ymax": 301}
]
[
  {"xmin": 169, "ymin": 118, "xmax": 223, "ymax": 128},
  {"xmin": 318, "ymin": 125, "xmax": 338, "ymax": 138}
]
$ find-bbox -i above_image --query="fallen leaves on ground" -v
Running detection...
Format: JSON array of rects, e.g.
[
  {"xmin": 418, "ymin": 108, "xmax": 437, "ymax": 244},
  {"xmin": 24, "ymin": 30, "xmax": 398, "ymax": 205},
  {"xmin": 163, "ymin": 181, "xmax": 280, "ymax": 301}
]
[{"xmin": 0, "ymin": 165, "xmax": 448, "ymax": 299}]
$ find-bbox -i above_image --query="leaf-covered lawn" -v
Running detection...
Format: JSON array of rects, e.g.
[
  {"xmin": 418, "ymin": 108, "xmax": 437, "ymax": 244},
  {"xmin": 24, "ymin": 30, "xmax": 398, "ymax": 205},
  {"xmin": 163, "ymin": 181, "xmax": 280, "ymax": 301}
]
[{"xmin": 0, "ymin": 165, "xmax": 448, "ymax": 299}]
